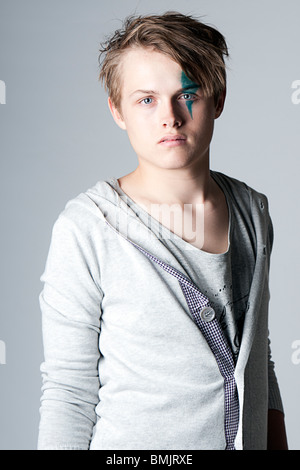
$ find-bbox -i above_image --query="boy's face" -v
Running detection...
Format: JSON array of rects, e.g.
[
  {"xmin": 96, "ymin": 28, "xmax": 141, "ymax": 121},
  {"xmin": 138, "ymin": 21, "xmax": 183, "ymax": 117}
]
[{"xmin": 108, "ymin": 47, "xmax": 225, "ymax": 172}]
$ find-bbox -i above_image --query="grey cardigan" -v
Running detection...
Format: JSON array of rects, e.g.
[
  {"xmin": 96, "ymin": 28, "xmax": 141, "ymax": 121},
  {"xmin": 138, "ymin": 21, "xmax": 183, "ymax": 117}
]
[{"xmin": 37, "ymin": 171, "xmax": 283, "ymax": 450}]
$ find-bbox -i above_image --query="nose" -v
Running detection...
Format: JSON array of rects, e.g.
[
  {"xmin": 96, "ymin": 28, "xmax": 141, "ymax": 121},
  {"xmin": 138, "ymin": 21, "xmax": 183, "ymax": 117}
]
[{"xmin": 161, "ymin": 100, "xmax": 183, "ymax": 128}]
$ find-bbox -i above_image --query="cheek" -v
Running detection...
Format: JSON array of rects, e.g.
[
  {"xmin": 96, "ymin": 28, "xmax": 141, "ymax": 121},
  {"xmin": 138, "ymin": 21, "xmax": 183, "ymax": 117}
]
[
  {"xmin": 193, "ymin": 101, "xmax": 216, "ymax": 127},
  {"xmin": 123, "ymin": 109, "xmax": 154, "ymax": 138},
  {"xmin": 192, "ymin": 109, "xmax": 216, "ymax": 144},
  {"xmin": 122, "ymin": 118, "xmax": 153, "ymax": 153}
]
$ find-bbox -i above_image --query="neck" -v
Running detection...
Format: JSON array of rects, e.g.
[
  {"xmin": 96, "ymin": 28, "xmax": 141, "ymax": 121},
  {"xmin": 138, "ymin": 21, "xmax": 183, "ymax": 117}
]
[{"xmin": 126, "ymin": 159, "xmax": 213, "ymax": 206}]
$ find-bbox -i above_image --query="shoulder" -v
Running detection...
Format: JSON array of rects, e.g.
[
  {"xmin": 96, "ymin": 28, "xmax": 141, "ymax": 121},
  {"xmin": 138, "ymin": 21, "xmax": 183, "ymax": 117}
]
[
  {"xmin": 59, "ymin": 178, "xmax": 117, "ymax": 221},
  {"xmin": 212, "ymin": 170, "xmax": 273, "ymax": 250},
  {"xmin": 51, "ymin": 178, "xmax": 117, "ymax": 238},
  {"xmin": 211, "ymin": 170, "xmax": 270, "ymax": 213}
]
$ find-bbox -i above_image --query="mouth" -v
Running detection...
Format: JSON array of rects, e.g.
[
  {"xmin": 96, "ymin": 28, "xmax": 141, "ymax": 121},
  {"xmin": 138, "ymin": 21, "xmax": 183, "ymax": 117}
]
[{"xmin": 158, "ymin": 134, "xmax": 187, "ymax": 146}]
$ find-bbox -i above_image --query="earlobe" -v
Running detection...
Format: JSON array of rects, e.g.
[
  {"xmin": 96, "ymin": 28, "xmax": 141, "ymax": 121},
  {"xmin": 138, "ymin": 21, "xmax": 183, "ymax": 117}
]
[
  {"xmin": 214, "ymin": 88, "xmax": 226, "ymax": 119},
  {"xmin": 108, "ymin": 97, "xmax": 127, "ymax": 130}
]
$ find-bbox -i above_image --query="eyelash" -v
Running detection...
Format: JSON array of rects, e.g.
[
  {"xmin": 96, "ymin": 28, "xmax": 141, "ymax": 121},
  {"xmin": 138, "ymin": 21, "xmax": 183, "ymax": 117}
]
[
  {"xmin": 140, "ymin": 97, "xmax": 153, "ymax": 105},
  {"xmin": 180, "ymin": 93, "xmax": 196, "ymax": 101},
  {"xmin": 139, "ymin": 93, "xmax": 197, "ymax": 105}
]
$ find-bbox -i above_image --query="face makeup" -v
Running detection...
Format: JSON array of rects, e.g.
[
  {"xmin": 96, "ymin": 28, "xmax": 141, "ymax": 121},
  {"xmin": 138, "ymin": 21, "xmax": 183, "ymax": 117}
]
[{"xmin": 180, "ymin": 71, "xmax": 200, "ymax": 119}]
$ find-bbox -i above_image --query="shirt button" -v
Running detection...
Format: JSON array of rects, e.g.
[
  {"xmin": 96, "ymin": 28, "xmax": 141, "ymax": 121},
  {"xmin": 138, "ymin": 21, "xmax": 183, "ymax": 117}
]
[{"xmin": 200, "ymin": 306, "xmax": 216, "ymax": 322}]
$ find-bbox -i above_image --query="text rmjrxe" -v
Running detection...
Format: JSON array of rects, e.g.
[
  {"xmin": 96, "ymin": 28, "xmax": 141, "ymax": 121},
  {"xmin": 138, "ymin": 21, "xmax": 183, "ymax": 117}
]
[{"xmin": 106, "ymin": 454, "xmax": 193, "ymax": 467}]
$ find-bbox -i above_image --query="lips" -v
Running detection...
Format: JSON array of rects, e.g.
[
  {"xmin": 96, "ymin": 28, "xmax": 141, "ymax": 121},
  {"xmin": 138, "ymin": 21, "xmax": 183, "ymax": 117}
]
[{"xmin": 158, "ymin": 134, "xmax": 187, "ymax": 144}]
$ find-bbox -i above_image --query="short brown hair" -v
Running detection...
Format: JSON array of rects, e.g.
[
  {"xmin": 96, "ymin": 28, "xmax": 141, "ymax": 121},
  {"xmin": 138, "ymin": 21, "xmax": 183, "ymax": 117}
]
[{"xmin": 98, "ymin": 11, "xmax": 229, "ymax": 109}]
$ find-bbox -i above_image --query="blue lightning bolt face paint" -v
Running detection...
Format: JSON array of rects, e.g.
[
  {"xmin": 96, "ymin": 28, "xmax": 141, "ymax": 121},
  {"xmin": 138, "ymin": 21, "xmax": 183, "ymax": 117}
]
[{"xmin": 180, "ymin": 71, "xmax": 200, "ymax": 119}]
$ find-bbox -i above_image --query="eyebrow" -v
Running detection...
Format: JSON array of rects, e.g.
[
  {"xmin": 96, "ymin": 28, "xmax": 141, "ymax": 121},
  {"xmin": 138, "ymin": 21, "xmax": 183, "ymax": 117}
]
[
  {"xmin": 130, "ymin": 89, "xmax": 159, "ymax": 97},
  {"xmin": 130, "ymin": 86, "xmax": 200, "ymax": 97},
  {"xmin": 182, "ymin": 84, "xmax": 200, "ymax": 92}
]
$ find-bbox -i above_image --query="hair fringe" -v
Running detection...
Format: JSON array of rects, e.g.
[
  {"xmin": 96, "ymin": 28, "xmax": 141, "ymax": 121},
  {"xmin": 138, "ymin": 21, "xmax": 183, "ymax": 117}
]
[{"xmin": 98, "ymin": 12, "xmax": 229, "ymax": 108}]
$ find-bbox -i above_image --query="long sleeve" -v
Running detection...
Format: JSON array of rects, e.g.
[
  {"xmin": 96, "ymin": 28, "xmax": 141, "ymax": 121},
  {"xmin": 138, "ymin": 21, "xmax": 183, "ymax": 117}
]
[
  {"xmin": 266, "ymin": 213, "xmax": 284, "ymax": 414},
  {"xmin": 267, "ymin": 338, "xmax": 284, "ymax": 413},
  {"xmin": 38, "ymin": 211, "xmax": 103, "ymax": 450}
]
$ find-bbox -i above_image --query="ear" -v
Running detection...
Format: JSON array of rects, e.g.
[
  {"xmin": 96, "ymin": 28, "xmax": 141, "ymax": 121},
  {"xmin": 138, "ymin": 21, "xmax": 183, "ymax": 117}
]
[
  {"xmin": 214, "ymin": 88, "xmax": 226, "ymax": 119},
  {"xmin": 108, "ymin": 97, "xmax": 127, "ymax": 130}
]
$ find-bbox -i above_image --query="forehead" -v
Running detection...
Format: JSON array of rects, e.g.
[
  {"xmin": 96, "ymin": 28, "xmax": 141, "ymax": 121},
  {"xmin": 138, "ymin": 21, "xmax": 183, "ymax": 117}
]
[{"xmin": 119, "ymin": 47, "xmax": 182, "ymax": 93}]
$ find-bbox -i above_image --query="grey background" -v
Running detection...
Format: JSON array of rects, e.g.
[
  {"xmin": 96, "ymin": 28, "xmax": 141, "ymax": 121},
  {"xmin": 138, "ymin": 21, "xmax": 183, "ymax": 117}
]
[{"xmin": 0, "ymin": 0, "xmax": 299, "ymax": 450}]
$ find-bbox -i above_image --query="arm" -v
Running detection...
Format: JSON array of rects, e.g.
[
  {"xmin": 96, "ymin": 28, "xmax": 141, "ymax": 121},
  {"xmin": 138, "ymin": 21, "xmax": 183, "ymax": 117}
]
[
  {"xmin": 267, "ymin": 338, "xmax": 288, "ymax": 450},
  {"xmin": 38, "ymin": 212, "xmax": 103, "ymax": 449},
  {"xmin": 265, "ymin": 213, "xmax": 288, "ymax": 450}
]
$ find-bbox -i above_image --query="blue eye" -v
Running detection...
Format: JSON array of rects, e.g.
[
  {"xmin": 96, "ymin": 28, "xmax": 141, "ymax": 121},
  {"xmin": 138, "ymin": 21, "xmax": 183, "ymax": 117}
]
[
  {"xmin": 141, "ymin": 97, "xmax": 153, "ymax": 105},
  {"xmin": 181, "ymin": 93, "xmax": 195, "ymax": 100}
]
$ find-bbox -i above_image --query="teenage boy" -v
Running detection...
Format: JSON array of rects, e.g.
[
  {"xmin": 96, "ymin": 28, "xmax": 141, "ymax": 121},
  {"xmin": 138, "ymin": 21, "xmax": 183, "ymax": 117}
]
[{"xmin": 38, "ymin": 12, "xmax": 288, "ymax": 450}]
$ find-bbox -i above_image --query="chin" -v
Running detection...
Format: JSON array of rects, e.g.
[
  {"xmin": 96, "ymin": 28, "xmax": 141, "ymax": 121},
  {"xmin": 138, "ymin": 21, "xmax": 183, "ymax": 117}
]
[
  {"xmin": 137, "ymin": 148, "xmax": 198, "ymax": 170},
  {"xmin": 160, "ymin": 152, "xmax": 196, "ymax": 168}
]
